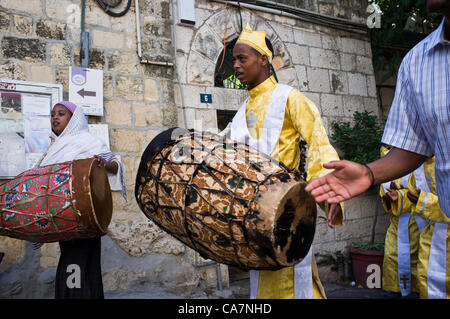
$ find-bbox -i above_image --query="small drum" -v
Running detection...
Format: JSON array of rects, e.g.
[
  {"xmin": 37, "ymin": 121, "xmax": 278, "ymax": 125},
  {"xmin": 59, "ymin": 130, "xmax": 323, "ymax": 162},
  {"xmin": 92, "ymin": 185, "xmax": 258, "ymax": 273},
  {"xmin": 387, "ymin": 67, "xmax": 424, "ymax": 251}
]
[
  {"xmin": 0, "ymin": 157, "xmax": 112, "ymax": 243},
  {"xmin": 135, "ymin": 128, "xmax": 317, "ymax": 270}
]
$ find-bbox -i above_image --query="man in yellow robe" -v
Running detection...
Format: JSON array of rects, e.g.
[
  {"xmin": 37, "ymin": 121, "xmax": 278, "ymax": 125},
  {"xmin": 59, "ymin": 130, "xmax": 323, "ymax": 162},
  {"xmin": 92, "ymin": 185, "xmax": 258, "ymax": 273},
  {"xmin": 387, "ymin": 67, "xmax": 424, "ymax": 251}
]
[
  {"xmin": 379, "ymin": 147, "xmax": 428, "ymax": 298},
  {"xmin": 223, "ymin": 23, "xmax": 343, "ymax": 299},
  {"xmin": 407, "ymin": 156, "xmax": 450, "ymax": 299}
]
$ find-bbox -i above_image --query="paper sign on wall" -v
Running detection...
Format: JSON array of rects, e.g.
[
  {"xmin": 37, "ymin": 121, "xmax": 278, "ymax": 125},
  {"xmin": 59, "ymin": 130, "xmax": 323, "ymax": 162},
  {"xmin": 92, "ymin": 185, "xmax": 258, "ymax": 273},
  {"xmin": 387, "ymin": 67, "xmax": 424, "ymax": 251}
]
[{"xmin": 69, "ymin": 66, "xmax": 104, "ymax": 116}]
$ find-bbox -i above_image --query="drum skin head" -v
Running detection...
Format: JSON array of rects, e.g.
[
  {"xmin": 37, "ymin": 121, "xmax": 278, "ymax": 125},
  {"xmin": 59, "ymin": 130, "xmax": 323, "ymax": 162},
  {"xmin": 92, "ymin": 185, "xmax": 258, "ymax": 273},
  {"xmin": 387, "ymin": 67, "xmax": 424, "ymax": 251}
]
[{"xmin": 72, "ymin": 158, "xmax": 113, "ymax": 235}]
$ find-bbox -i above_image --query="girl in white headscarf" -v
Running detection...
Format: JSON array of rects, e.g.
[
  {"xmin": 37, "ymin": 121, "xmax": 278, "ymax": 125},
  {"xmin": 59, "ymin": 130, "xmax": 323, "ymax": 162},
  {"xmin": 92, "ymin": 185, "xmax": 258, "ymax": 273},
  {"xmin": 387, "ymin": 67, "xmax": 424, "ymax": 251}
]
[{"xmin": 39, "ymin": 101, "xmax": 126, "ymax": 299}]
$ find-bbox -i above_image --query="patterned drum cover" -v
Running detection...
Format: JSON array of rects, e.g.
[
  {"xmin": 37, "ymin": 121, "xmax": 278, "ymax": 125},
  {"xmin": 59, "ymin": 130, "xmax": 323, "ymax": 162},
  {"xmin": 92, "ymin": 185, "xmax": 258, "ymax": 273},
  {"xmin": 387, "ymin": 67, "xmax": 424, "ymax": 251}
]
[
  {"xmin": 0, "ymin": 157, "xmax": 112, "ymax": 243},
  {"xmin": 135, "ymin": 128, "xmax": 317, "ymax": 270}
]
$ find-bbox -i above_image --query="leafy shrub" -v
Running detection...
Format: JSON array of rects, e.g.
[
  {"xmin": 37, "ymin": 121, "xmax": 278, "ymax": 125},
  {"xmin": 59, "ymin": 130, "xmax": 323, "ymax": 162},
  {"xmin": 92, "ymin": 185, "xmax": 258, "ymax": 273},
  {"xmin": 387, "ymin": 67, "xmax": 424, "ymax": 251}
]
[{"xmin": 331, "ymin": 111, "xmax": 384, "ymax": 164}]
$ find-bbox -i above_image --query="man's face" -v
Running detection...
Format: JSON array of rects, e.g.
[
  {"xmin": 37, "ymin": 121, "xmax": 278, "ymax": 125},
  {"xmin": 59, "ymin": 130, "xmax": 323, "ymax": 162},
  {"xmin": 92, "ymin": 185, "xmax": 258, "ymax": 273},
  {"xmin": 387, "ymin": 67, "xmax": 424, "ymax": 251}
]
[
  {"xmin": 426, "ymin": 0, "xmax": 450, "ymax": 13},
  {"xmin": 232, "ymin": 43, "xmax": 267, "ymax": 88}
]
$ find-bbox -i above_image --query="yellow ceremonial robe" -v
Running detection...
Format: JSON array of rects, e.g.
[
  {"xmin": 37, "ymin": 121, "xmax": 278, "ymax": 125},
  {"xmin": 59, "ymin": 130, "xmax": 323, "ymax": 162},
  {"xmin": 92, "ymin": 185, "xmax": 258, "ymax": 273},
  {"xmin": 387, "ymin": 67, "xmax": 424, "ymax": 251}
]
[
  {"xmin": 379, "ymin": 146, "xmax": 422, "ymax": 295},
  {"xmin": 240, "ymin": 76, "xmax": 342, "ymax": 299},
  {"xmin": 379, "ymin": 179, "xmax": 421, "ymax": 294},
  {"xmin": 410, "ymin": 157, "xmax": 450, "ymax": 299}
]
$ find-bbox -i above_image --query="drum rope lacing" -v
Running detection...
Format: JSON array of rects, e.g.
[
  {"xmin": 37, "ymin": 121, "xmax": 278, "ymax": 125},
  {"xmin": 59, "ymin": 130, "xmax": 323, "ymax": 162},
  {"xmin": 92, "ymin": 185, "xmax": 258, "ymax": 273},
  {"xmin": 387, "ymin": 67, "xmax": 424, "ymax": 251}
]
[{"xmin": 137, "ymin": 131, "xmax": 303, "ymax": 270}]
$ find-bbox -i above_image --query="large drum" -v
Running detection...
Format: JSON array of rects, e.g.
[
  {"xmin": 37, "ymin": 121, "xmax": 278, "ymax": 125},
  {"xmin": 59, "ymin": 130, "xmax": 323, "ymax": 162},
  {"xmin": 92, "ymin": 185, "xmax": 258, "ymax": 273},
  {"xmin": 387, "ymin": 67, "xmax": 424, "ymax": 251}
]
[
  {"xmin": 135, "ymin": 128, "xmax": 317, "ymax": 270},
  {"xmin": 0, "ymin": 157, "xmax": 112, "ymax": 243}
]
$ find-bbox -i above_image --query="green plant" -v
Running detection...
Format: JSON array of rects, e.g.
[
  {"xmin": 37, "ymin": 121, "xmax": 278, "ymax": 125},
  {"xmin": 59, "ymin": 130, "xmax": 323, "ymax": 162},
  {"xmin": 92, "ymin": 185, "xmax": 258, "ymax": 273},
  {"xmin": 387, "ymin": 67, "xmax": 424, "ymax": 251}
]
[
  {"xmin": 331, "ymin": 111, "xmax": 384, "ymax": 164},
  {"xmin": 370, "ymin": 0, "xmax": 442, "ymax": 83},
  {"xmin": 351, "ymin": 241, "xmax": 385, "ymax": 251}
]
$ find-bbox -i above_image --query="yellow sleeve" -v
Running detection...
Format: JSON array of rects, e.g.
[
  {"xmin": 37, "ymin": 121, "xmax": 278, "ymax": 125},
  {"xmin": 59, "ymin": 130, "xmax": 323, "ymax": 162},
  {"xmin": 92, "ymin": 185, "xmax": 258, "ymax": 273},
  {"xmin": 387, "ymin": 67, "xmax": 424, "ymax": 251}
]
[
  {"xmin": 287, "ymin": 90, "xmax": 343, "ymax": 225},
  {"xmin": 413, "ymin": 190, "xmax": 450, "ymax": 223},
  {"xmin": 379, "ymin": 184, "xmax": 392, "ymax": 214},
  {"xmin": 389, "ymin": 188, "xmax": 414, "ymax": 216}
]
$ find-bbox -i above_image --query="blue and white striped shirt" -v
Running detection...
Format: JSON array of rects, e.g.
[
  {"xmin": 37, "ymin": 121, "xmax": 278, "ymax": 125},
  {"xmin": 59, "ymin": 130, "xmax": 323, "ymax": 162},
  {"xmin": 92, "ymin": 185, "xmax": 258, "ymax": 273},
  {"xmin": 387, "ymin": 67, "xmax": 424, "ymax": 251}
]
[{"xmin": 382, "ymin": 19, "xmax": 450, "ymax": 216}]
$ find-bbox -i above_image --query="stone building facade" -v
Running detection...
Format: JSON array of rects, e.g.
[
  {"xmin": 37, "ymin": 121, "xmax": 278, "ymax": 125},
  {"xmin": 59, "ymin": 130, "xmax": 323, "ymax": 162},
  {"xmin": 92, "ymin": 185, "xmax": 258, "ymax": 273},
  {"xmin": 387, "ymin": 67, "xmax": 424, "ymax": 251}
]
[{"xmin": 0, "ymin": 0, "xmax": 388, "ymax": 298}]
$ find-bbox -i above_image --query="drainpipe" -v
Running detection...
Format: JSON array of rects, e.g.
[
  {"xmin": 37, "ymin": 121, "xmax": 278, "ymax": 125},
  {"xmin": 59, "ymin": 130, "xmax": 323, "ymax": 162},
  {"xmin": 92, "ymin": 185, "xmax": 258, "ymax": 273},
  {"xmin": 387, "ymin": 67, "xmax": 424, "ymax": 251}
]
[{"xmin": 80, "ymin": 0, "xmax": 90, "ymax": 67}]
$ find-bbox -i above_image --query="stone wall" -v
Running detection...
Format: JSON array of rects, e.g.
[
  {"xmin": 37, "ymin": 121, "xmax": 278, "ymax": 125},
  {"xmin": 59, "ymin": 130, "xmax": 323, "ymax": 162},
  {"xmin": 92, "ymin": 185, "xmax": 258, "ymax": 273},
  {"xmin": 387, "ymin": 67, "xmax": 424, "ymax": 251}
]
[
  {"xmin": 0, "ymin": 0, "xmax": 389, "ymax": 298},
  {"xmin": 275, "ymin": 0, "xmax": 369, "ymax": 24},
  {"xmin": 0, "ymin": 0, "xmax": 228, "ymax": 299},
  {"xmin": 175, "ymin": 0, "xmax": 388, "ymax": 260}
]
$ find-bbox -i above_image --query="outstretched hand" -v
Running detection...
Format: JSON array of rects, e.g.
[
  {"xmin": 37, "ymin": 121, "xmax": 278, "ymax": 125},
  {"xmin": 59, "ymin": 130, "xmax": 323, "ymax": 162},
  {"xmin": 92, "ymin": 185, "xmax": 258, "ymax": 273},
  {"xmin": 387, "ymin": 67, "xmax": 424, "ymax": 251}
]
[{"xmin": 305, "ymin": 160, "xmax": 373, "ymax": 204}]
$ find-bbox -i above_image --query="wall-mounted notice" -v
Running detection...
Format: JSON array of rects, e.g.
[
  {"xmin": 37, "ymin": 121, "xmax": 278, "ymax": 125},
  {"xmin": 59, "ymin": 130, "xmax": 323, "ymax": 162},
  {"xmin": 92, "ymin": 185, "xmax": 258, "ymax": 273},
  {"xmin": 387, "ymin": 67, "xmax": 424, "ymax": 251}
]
[
  {"xmin": 0, "ymin": 79, "xmax": 62, "ymax": 178},
  {"xmin": 69, "ymin": 66, "xmax": 104, "ymax": 116}
]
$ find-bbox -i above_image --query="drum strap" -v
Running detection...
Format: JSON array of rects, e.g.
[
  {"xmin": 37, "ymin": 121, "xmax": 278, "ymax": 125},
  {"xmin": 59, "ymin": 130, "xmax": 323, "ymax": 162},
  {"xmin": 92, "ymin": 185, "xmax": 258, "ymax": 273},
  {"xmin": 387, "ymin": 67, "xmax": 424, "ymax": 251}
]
[{"xmin": 230, "ymin": 84, "xmax": 293, "ymax": 156}]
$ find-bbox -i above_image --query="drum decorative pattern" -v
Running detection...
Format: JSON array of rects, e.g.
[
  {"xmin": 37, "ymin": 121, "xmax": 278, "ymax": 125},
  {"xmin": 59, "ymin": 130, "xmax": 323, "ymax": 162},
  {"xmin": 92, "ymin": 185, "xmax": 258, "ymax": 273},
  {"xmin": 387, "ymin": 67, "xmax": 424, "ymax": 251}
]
[
  {"xmin": 0, "ymin": 162, "xmax": 94, "ymax": 242},
  {"xmin": 136, "ymin": 130, "xmax": 314, "ymax": 270}
]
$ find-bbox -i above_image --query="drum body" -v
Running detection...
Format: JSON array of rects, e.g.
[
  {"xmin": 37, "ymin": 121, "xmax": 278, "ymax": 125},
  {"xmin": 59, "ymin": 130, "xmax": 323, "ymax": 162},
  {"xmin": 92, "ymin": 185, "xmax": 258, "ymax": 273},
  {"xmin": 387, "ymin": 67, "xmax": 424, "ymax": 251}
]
[
  {"xmin": 0, "ymin": 157, "xmax": 112, "ymax": 243},
  {"xmin": 135, "ymin": 128, "xmax": 317, "ymax": 270}
]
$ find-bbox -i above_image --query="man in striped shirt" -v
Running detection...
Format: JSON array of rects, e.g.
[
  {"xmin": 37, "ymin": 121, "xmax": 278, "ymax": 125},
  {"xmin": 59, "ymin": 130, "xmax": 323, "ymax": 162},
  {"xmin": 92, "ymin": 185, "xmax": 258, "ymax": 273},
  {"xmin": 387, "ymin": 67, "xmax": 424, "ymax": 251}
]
[{"xmin": 306, "ymin": 1, "xmax": 450, "ymax": 218}]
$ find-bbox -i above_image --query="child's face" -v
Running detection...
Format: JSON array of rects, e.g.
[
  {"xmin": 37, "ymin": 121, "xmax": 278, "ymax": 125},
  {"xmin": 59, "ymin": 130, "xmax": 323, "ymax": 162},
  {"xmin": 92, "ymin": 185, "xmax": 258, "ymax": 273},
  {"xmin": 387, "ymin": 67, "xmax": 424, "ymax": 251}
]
[{"xmin": 51, "ymin": 104, "xmax": 72, "ymax": 136}]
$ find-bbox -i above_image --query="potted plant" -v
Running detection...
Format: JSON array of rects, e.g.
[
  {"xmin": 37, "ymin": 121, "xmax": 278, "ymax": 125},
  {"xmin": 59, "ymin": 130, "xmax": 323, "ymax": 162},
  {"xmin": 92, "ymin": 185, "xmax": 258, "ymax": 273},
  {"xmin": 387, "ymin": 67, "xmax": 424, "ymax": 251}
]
[{"xmin": 331, "ymin": 111, "xmax": 386, "ymax": 288}]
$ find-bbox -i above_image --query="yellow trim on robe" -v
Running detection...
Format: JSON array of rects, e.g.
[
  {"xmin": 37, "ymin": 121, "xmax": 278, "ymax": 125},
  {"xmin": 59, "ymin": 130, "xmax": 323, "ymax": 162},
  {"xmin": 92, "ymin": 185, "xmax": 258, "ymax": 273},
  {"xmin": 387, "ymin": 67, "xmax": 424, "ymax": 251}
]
[{"xmin": 244, "ymin": 76, "xmax": 342, "ymax": 299}]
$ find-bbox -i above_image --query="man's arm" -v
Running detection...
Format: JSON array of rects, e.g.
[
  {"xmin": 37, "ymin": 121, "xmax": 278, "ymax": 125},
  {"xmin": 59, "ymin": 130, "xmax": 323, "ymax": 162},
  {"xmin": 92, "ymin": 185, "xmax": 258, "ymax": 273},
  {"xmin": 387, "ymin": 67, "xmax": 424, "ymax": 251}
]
[{"xmin": 305, "ymin": 147, "xmax": 427, "ymax": 204}]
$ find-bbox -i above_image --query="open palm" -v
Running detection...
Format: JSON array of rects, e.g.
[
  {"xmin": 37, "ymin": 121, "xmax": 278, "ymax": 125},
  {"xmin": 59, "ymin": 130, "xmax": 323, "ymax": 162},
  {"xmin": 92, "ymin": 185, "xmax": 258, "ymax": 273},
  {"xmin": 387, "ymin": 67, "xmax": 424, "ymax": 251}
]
[{"xmin": 305, "ymin": 160, "xmax": 372, "ymax": 204}]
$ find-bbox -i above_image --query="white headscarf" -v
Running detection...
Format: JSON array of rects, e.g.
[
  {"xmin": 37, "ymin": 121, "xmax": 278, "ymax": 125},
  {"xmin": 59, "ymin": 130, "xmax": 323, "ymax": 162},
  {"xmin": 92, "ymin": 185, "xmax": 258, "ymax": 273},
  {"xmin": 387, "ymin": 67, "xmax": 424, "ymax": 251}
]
[
  {"xmin": 40, "ymin": 105, "xmax": 109, "ymax": 166},
  {"xmin": 38, "ymin": 103, "xmax": 127, "ymax": 200}
]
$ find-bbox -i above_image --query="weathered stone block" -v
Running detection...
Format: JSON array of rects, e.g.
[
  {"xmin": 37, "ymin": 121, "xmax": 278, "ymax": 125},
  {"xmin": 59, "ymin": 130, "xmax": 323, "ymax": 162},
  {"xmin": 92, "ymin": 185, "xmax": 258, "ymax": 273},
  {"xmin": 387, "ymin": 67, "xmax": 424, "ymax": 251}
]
[
  {"xmin": 108, "ymin": 210, "xmax": 185, "ymax": 257},
  {"xmin": 162, "ymin": 104, "xmax": 178, "ymax": 127},
  {"xmin": 144, "ymin": 78, "xmax": 159, "ymax": 102},
  {"xmin": 342, "ymin": 95, "xmax": 364, "ymax": 116},
  {"xmin": 1, "ymin": 0, "xmax": 42, "ymax": 15},
  {"xmin": 116, "ymin": 75, "xmax": 143, "ymax": 101},
  {"xmin": 103, "ymin": 73, "xmax": 114, "ymax": 99},
  {"xmin": 105, "ymin": 100, "xmax": 132, "ymax": 126},
  {"xmin": 30, "ymin": 64, "xmax": 53, "ymax": 83},
  {"xmin": 13, "ymin": 15, "xmax": 32, "ymax": 35},
  {"xmin": 356, "ymin": 55, "xmax": 374, "ymax": 74},
  {"xmin": 192, "ymin": 26, "xmax": 222, "ymax": 62},
  {"xmin": 107, "ymin": 51, "xmax": 139, "ymax": 74},
  {"xmin": 1, "ymin": 37, "xmax": 46, "ymax": 62},
  {"xmin": 340, "ymin": 37, "xmax": 367, "ymax": 55},
  {"xmin": 0, "ymin": 60, "xmax": 26, "ymax": 80},
  {"xmin": 294, "ymin": 29, "xmax": 322, "ymax": 47},
  {"xmin": 0, "ymin": 11, "xmax": 10, "ymax": 31},
  {"xmin": 321, "ymin": 93, "xmax": 344, "ymax": 117},
  {"xmin": 347, "ymin": 72, "xmax": 368, "ymax": 96},
  {"xmin": 92, "ymin": 29, "xmax": 125, "ymax": 49},
  {"xmin": 55, "ymin": 68, "xmax": 69, "ymax": 93},
  {"xmin": 295, "ymin": 65, "xmax": 309, "ymax": 91},
  {"xmin": 143, "ymin": 63, "xmax": 174, "ymax": 79},
  {"xmin": 36, "ymin": 19, "xmax": 66, "ymax": 40},
  {"xmin": 133, "ymin": 102, "xmax": 163, "ymax": 127},
  {"xmin": 143, "ymin": 16, "xmax": 172, "ymax": 38},
  {"xmin": 330, "ymin": 70, "xmax": 348, "ymax": 95},
  {"xmin": 366, "ymin": 75, "xmax": 377, "ymax": 98},
  {"xmin": 50, "ymin": 43, "xmax": 72, "ymax": 66},
  {"xmin": 340, "ymin": 53, "xmax": 356, "ymax": 72},
  {"xmin": 110, "ymin": 128, "xmax": 146, "ymax": 153},
  {"xmin": 187, "ymin": 51, "xmax": 215, "ymax": 85},
  {"xmin": 270, "ymin": 20, "xmax": 294, "ymax": 42},
  {"xmin": 307, "ymin": 67, "xmax": 331, "ymax": 93},
  {"xmin": 88, "ymin": 49, "xmax": 105, "ymax": 70},
  {"xmin": 175, "ymin": 26, "xmax": 194, "ymax": 54},
  {"xmin": 310, "ymin": 47, "xmax": 340, "ymax": 70},
  {"xmin": 286, "ymin": 43, "xmax": 310, "ymax": 66}
]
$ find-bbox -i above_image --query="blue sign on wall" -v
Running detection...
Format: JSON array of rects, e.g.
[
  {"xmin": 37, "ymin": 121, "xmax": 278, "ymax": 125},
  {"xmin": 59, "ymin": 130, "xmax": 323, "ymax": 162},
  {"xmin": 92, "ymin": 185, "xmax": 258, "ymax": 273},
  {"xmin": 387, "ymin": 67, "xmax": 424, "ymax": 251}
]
[{"xmin": 200, "ymin": 94, "xmax": 212, "ymax": 103}]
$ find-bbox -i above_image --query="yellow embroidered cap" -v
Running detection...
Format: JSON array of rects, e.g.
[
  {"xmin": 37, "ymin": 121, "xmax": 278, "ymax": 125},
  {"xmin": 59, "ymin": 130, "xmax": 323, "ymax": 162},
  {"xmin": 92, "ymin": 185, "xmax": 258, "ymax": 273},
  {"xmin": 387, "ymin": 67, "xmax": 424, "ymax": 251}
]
[{"xmin": 236, "ymin": 23, "xmax": 272, "ymax": 59}]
